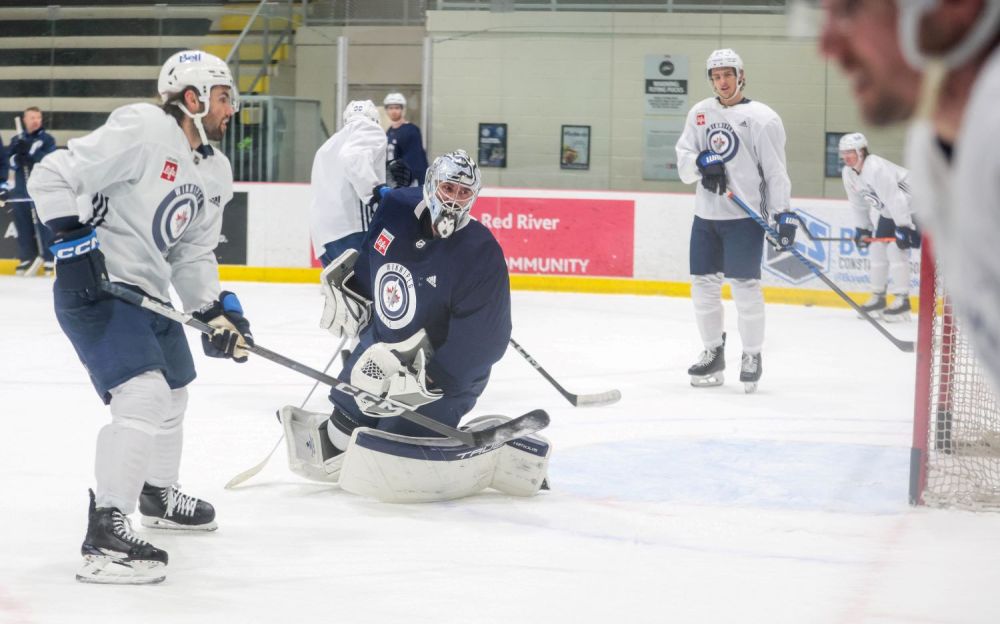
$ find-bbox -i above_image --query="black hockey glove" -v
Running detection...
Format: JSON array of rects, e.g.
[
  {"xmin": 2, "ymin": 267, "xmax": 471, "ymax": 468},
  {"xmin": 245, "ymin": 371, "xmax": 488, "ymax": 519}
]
[
  {"xmin": 854, "ymin": 227, "xmax": 873, "ymax": 250},
  {"xmin": 366, "ymin": 184, "xmax": 392, "ymax": 213},
  {"xmin": 388, "ymin": 159, "xmax": 413, "ymax": 188},
  {"xmin": 895, "ymin": 225, "xmax": 920, "ymax": 250},
  {"xmin": 192, "ymin": 292, "xmax": 254, "ymax": 363},
  {"xmin": 8, "ymin": 134, "xmax": 29, "ymax": 157},
  {"xmin": 695, "ymin": 150, "xmax": 727, "ymax": 195},
  {"xmin": 773, "ymin": 212, "xmax": 798, "ymax": 252},
  {"xmin": 50, "ymin": 225, "xmax": 108, "ymax": 301}
]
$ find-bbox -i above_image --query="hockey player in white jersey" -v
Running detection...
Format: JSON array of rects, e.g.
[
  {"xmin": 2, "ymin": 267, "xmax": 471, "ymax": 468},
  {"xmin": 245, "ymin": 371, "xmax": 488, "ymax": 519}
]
[
  {"xmin": 819, "ymin": 0, "xmax": 1000, "ymax": 395},
  {"xmin": 839, "ymin": 132, "xmax": 918, "ymax": 321},
  {"xmin": 309, "ymin": 100, "xmax": 389, "ymax": 266},
  {"xmin": 28, "ymin": 50, "xmax": 251, "ymax": 585},
  {"xmin": 675, "ymin": 48, "xmax": 794, "ymax": 393}
]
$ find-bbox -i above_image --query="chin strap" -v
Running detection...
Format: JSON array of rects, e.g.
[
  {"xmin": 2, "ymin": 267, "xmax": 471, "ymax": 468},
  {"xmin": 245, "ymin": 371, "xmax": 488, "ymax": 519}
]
[{"xmin": 175, "ymin": 101, "xmax": 210, "ymax": 146}]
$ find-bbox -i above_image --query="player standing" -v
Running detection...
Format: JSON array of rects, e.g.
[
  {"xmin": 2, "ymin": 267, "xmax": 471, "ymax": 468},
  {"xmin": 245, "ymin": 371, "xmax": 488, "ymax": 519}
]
[
  {"xmin": 675, "ymin": 48, "xmax": 794, "ymax": 393},
  {"xmin": 28, "ymin": 50, "xmax": 251, "ymax": 584},
  {"xmin": 838, "ymin": 132, "xmax": 918, "ymax": 321},
  {"xmin": 384, "ymin": 92, "xmax": 429, "ymax": 186}
]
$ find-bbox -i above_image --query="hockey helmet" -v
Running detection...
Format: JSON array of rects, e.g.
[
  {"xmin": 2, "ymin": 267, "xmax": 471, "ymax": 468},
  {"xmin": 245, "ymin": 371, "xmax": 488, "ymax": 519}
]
[
  {"xmin": 838, "ymin": 132, "xmax": 868, "ymax": 155},
  {"xmin": 383, "ymin": 92, "xmax": 407, "ymax": 108},
  {"xmin": 158, "ymin": 50, "xmax": 239, "ymax": 144},
  {"xmin": 422, "ymin": 149, "xmax": 482, "ymax": 239},
  {"xmin": 343, "ymin": 100, "xmax": 380, "ymax": 126},
  {"xmin": 706, "ymin": 48, "xmax": 744, "ymax": 78}
]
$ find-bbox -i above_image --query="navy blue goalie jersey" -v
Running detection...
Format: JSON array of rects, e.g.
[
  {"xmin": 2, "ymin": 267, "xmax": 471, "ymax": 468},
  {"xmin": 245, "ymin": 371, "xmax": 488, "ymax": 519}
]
[{"xmin": 340, "ymin": 186, "xmax": 512, "ymax": 403}]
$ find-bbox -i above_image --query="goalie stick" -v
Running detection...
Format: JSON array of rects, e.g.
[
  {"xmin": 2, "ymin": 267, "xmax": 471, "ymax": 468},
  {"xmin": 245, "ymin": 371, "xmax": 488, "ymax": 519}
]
[
  {"xmin": 224, "ymin": 338, "xmax": 346, "ymax": 489},
  {"xmin": 727, "ymin": 192, "xmax": 914, "ymax": 353},
  {"xmin": 509, "ymin": 338, "xmax": 622, "ymax": 407},
  {"xmin": 101, "ymin": 281, "xmax": 550, "ymax": 448}
]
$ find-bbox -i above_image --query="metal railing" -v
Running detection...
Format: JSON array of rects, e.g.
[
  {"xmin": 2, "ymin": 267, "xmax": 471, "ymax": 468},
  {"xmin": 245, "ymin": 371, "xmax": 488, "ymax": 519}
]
[
  {"xmin": 221, "ymin": 95, "xmax": 326, "ymax": 182},
  {"xmin": 225, "ymin": 0, "xmax": 298, "ymax": 95}
]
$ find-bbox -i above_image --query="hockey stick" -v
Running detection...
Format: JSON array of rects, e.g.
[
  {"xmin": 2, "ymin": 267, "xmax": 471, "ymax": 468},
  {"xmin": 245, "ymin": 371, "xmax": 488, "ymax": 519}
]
[
  {"xmin": 785, "ymin": 212, "xmax": 895, "ymax": 244},
  {"xmin": 508, "ymin": 337, "xmax": 622, "ymax": 406},
  {"xmin": 727, "ymin": 192, "xmax": 914, "ymax": 353},
  {"xmin": 101, "ymin": 281, "xmax": 549, "ymax": 447},
  {"xmin": 224, "ymin": 337, "xmax": 346, "ymax": 489}
]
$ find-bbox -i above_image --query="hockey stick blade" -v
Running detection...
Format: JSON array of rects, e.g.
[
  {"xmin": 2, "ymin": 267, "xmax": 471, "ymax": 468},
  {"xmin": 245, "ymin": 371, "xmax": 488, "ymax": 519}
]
[
  {"xmin": 224, "ymin": 435, "xmax": 283, "ymax": 489},
  {"xmin": 468, "ymin": 409, "xmax": 551, "ymax": 447},
  {"xmin": 509, "ymin": 338, "xmax": 622, "ymax": 407},
  {"xmin": 727, "ymin": 193, "xmax": 914, "ymax": 353},
  {"xmin": 101, "ymin": 282, "xmax": 550, "ymax": 447}
]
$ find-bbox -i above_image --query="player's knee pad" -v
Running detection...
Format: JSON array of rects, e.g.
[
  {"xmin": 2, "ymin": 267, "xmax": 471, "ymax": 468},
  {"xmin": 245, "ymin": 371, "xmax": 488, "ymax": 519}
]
[
  {"xmin": 280, "ymin": 405, "xmax": 345, "ymax": 483},
  {"xmin": 730, "ymin": 279, "xmax": 763, "ymax": 308},
  {"xmin": 338, "ymin": 415, "xmax": 551, "ymax": 503},
  {"xmin": 158, "ymin": 386, "xmax": 188, "ymax": 432},
  {"xmin": 108, "ymin": 370, "xmax": 172, "ymax": 435}
]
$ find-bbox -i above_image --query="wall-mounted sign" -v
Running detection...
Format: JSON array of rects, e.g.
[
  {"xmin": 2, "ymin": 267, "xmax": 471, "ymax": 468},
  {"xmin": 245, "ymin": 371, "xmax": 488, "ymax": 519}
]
[
  {"xmin": 644, "ymin": 54, "xmax": 689, "ymax": 115},
  {"xmin": 560, "ymin": 125, "xmax": 590, "ymax": 170},
  {"xmin": 478, "ymin": 123, "xmax": 507, "ymax": 168}
]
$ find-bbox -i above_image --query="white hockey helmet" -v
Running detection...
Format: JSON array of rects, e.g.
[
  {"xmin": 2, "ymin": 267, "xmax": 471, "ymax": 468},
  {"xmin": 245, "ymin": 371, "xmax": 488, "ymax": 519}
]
[
  {"xmin": 898, "ymin": 0, "xmax": 1000, "ymax": 70},
  {"xmin": 422, "ymin": 149, "xmax": 482, "ymax": 238},
  {"xmin": 158, "ymin": 50, "xmax": 239, "ymax": 144},
  {"xmin": 838, "ymin": 132, "xmax": 868, "ymax": 154},
  {"xmin": 342, "ymin": 100, "xmax": 380, "ymax": 126},
  {"xmin": 706, "ymin": 48, "xmax": 745, "ymax": 96},
  {"xmin": 383, "ymin": 92, "xmax": 407, "ymax": 108}
]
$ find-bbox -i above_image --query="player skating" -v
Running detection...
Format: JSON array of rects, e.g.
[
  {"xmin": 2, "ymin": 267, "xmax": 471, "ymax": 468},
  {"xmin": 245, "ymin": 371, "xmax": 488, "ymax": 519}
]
[
  {"xmin": 28, "ymin": 50, "xmax": 251, "ymax": 584},
  {"xmin": 675, "ymin": 48, "xmax": 795, "ymax": 393},
  {"xmin": 281, "ymin": 149, "xmax": 550, "ymax": 501},
  {"xmin": 838, "ymin": 132, "xmax": 918, "ymax": 321}
]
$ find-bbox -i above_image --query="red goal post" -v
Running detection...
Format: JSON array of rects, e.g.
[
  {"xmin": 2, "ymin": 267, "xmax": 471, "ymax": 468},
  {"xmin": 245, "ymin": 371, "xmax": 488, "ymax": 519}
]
[{"xmin": 910, "ymin": 238, "xmax": 1000, "ymax": 509}]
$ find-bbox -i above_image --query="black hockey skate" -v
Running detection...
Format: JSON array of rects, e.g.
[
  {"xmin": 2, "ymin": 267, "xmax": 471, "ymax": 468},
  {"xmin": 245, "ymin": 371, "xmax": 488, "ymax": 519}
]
[
  {"xmin": 740, "ymin": 352, "xmax": 762, "ymax": 394},
  {"xmin": 77, "ymin": 489, "xmax": 168, "ymax": 585},
  {"xmin": 857, "ymin": 292, "xmax": 886, "ymax": 319},
  {"xmin": 139, "ymin": 483, "xmax": 217, "ymax": 531},
  {"xmin": 688, "ymin": 333, "xmax": 725, "ymax": 387},
  {"xmin": 882, "ymin": 295, "xmax": 911, "ymax": 322}
]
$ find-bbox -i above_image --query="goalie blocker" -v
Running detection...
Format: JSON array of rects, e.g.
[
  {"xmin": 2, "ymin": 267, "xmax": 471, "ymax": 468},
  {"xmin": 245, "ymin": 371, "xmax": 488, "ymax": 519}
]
[{"xmin": 281, "ymin": 405, "xmax": 550, "ymax": 503}]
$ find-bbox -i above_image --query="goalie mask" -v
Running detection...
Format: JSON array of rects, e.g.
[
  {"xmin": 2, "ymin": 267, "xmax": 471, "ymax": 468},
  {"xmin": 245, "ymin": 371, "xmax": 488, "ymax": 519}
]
[
  {"xmin": 422, "ymin": 149, "xmax": 482, "ymax": 238},
  {"xmin": 158, "ymin": 50, "xmax": 240, "ymax": 145}
]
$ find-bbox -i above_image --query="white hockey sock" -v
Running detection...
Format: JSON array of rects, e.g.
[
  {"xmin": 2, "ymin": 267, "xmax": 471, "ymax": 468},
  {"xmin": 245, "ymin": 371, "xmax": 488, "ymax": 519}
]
[
  {"xmin": 731, "ymin": 278, "xmax": 765, "ymax": 354},
  {"xmin": 887, "ymin": 243, "xmax": 911, "ymax": 295},
  {"xmin": 96, "ymin": 371, "xmax": 172, "ymax": 513},
  {"xmin": 145, "ymin": 386, "xmax": 188, "ymax": 488},
  {"xmin": 869, "ymin": 242, "xmax": 889, "ymax": 293},
  {"xmin": 691, "ymin": 273, "xmax": 724, "ymax": 348}
]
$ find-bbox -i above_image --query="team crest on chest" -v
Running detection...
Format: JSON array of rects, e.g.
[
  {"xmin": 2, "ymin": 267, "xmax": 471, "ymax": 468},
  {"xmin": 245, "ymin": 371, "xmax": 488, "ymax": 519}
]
[
  {"xmin": 375, "ymin": 262, "xmax": 417, "ymax": 329},
  {"xmin": 374, "ymin": 228, "xmax": 394, "ymax": 256},
  {"xmin": 706, "ymin": 122, "xmax": 740, "ymax": 162},
  {"xmin": 152, "ymin": 183, "xmax": 204, "ymax": 252}
]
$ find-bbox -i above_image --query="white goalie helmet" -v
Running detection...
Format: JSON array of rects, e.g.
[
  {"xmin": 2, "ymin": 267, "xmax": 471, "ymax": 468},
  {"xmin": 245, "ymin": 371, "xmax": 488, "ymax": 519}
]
[
  {"xmin": 422, "ymin": 149, "xmax": 482, "ymax": 238},
  {"xmin": 383, "ymin": 92, "xmax": 407, "ymax": 108},
  {"xmin": 898, "ymin": 0, "xmax": 1000, "ymax": 70},
  {"xmin": 343, "ymin": 100, "xmax": 380, "ymax": 126},
  {"xmin": 838, "ymin": 132, "xmax": 868, "ymax": 155},
  {"xmin": 158, "ymin": 50, "xmax": 239, "ymax": 143}
]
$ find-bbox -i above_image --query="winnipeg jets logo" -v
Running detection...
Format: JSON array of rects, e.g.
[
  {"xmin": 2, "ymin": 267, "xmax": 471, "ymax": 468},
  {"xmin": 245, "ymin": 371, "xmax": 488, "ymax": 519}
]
[
  {"xmin": 375, "ymin": 263, "xmax": 417, "ymax": 329},
  {"xmin": 152, "ymin": 183, "xmax": 203, "ymax": 252},
  {"xmin": 706, "ymin": 122, "xmax": 740, "ymax": 163}
]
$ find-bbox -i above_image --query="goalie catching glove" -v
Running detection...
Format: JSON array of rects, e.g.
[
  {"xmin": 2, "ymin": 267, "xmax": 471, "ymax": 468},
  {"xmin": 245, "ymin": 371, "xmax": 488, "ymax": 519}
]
[
  {"xmin": 320, "ymin": 248, "xmax": 372, "ymax": 338},
  {"xmin": 351, "ymin": 340, "xmax": 442, "ymax": 417},
  {"xmin": 192, "ymin": 291, "xmax": 253, "ymax": 362}
]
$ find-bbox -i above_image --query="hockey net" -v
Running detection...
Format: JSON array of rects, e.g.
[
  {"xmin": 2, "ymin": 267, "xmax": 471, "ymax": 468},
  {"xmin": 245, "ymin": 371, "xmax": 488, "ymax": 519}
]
[{"xmin": 910, "ymin": 240, "xmax": 1000, "ymax": 509}]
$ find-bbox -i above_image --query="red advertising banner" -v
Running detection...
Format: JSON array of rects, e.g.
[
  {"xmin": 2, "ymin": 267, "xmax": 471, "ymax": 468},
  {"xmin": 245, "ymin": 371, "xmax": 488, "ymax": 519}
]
[{"xmin": 471, "ymin": 196, "xmax": 635, "ymax": 277}]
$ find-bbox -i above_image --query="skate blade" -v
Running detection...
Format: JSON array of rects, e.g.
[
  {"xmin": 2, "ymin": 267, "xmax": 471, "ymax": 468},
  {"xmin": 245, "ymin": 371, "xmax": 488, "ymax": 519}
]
[
  {"xmin": 743, "ymin": 382, "xmax": 758, "ymax": 394},
  {"xmin": 690, "ymin": 372, "xmax": 724, "ymax": 387},
  {"xmin": 20, "ymin": 257, "xmax": 43, "ymax": 277},
  {"xmin": 141, "ymin": 516, "xmax": 218, "ymax": 531},
  {"xmin": 856, "ymin": 310, "xmax": 884, "ymax": 320},
  {"xmin": 76, "ymin": 555, "xmax": 166, "ymax": 585},
  {"xmin": 882, "ymin": 313, "xmax": 911, "ymax": 323}
]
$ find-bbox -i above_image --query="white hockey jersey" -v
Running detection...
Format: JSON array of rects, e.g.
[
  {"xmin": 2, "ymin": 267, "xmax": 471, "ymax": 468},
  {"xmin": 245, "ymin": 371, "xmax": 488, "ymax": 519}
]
[
  {"xmin": 676, "ymin": 97, "xmax": 792, "ymax": 221},
  {"xmin": 308, "ymin": 117, "xmax": 387, "ymax": 257},
  {"xmin": 28, "ymin": 103, "xmax": 233, "ymax": 311},
  {"xmin": 905, "ymin": 45, "xmax": 1000, "ymax": 396},
  {"xmin": 842, "ymin": 154, "xmax": 914, "ymax": 229}
]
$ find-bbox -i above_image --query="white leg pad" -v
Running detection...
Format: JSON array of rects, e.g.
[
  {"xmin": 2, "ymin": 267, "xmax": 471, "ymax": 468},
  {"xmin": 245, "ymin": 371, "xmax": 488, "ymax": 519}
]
[
  {"xmin": 730, "ymin": 278, "xmax": 765, "ymax": 354},
  {"xmin": 887, "ymin": 243, "xmax": 911, "ymax": 294},
  {"xmin": 338, "ymin": 416, "xmax": 551, "ymax": 503},
  {"xmin": 691, "ymin": 273, "xmax": 724, "ymax": 348},
  {"xmin": 280, "ymin": 405, "xmax": 343, "ymax": 483},
  {"xmin": 146, "ymin": 386, "xmax": 187, "ymax": 488},
  {"xmin": 869, "ymin": 241, "xmax": 889, "ymax": 292}
]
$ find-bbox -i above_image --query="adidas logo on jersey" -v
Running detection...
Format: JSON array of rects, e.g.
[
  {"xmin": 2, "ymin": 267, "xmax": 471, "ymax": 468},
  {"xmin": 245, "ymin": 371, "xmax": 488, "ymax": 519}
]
[
  {"xmin": 426, "ymin": 275, "xmax": 437, "ymax": 288},
  {"xmin": 209, "ymin": 195, "xmax": 221, "ymax": 206}
]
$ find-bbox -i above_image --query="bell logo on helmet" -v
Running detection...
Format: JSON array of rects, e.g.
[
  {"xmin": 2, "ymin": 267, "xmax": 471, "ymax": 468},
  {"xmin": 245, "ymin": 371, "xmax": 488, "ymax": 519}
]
[{"xmin": 178, "ymin": 52, "xmax": 203, "ymax": 63}]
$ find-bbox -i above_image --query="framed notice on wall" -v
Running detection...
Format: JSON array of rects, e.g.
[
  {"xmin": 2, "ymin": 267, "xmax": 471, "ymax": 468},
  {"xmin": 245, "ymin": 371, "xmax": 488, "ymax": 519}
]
[
  {"xmin": 825, "ymin": 132, "xmax": 847, "ymax": 178},
  {"xmin": 478, "ymin": 123, "xmax": 507, "ymax": 168},
  {"xmin": 560, "ymin": 125, "xmax": 590, "ymax": 170}
]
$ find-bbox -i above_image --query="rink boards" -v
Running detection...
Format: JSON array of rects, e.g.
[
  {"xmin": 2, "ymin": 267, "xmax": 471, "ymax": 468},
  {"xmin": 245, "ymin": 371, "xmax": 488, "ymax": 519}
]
[{"xmin": 0, "ymin": 182, "xmax": 918, "ymax": 307}]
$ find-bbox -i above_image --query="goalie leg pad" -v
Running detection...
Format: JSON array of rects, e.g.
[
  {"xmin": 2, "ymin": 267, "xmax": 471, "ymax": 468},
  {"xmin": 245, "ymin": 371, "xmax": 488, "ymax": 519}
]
[
  {"xmin": 280, "ymin": 405, "xmax": 344, "ymax": 483},
  {"xmin": 338, "ymin": 416, "xmax": 551, "ymax": 503}
]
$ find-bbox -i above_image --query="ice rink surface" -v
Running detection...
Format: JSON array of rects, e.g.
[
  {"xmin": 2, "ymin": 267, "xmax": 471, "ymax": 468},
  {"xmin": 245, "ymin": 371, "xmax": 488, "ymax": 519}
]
[{"xmin": 2, "ymin": 276, "xmax": 1000, "ymax": 624}]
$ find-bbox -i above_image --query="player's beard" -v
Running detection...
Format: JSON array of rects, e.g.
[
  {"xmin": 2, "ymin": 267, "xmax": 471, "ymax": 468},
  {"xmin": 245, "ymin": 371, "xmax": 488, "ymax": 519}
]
[{"xmin": 202, "ymin": 115, "xmax": 228, "ymax": 142}]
